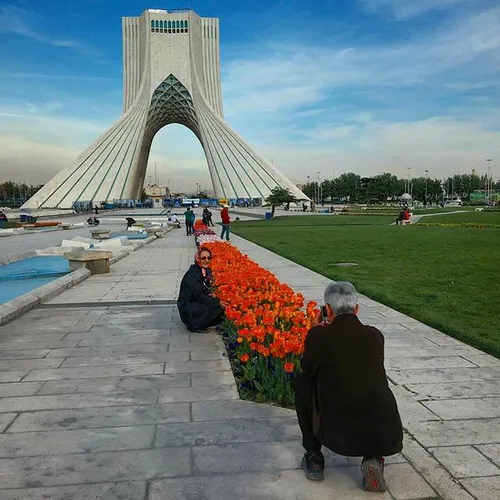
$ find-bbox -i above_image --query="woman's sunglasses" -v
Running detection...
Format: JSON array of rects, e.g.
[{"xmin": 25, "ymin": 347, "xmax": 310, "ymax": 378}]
[{"xmin": 200, "ymin": 256, "xmax": 212, "ymax": 261}]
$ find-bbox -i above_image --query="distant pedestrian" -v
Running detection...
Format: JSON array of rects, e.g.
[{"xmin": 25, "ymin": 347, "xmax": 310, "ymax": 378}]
[
  {"xmin": 203, "ymin": 207, "xmax": 214, "ymax": 227},
  {"xmin": 184, "ymin": 207, "xmax": 195, "ymax": 236},
  {"xmin": 126, "ymin": 217, "xmax": 136, "ymax": 229},
  {"xmin": 220, "ymin": 205, "xmax": 230, "ymax": 241},
  {"xmin": 94, "ymin": 206, "xmax": 99, "ymax": 215}
]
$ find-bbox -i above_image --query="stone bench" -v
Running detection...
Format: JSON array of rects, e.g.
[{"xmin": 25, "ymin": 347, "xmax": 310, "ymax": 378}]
[
  {"xmin": 67, "ymin": 251, "xmax": 113, "ymax": 274},
  {"xmin": 90, "ymin": 229, "xmax": 110, "ymax": 240},
  {"xmin": 146, "ymin": 227, "xmax": 167, "ymax": 237}
]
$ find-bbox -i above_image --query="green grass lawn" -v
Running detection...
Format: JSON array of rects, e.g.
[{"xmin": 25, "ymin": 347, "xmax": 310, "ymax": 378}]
[
  {"xmin": 232, "ymin": 216, "xmax": 500, "ymax": 358},
  {"xmin": 418, "ymin": 211, "xmax": 500, "ymax": 225}
]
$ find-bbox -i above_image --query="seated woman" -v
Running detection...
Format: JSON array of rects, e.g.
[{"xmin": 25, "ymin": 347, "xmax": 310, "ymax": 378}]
[{"xmin": 177, "ymin": 246, "xmax": 224, "ymax": 333}]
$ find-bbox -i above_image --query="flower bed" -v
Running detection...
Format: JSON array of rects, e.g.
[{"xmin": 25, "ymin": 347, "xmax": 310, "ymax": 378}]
[
  {"xmin": 202, "ymin": 238, "xmax": 319, "ymax": 407},
  {"xmin": 193, "ymin": 220, "xmax": 219, "ymax": 245}
]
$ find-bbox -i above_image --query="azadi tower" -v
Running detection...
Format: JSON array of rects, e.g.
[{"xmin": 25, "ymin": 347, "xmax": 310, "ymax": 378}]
[{"xmin": 23, "ymin": 8, "xmax": 307, "ymax": 209}]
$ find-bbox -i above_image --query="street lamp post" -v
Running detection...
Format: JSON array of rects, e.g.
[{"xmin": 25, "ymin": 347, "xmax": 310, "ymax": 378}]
[
  {"xmin": 425, "ymin": 169, "xmax": 429, "ymax": 205},
  {"xmin": 486, "ymin": 159, "xmax": 492, "ymax": 205},
  {"xmin": 316, "ymin": 171, "xmax": 321, "ymax": 205}
]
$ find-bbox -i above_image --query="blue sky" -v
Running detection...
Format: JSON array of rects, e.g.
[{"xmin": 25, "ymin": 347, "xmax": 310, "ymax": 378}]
[{"xmin": 0, "ymin": 0, "xmax": 499, "ymax": 192}]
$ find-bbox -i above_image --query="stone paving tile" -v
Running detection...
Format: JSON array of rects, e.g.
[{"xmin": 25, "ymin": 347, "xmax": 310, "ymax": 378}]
[
  {"xmin": 0, "ymin": 389, "xmax": 160, "ymax": 412},
  {"xmin": 154, "ymin": 417, "xmax": 301, "ymax": 448},
  {"xmin": 0, "ymin": 425, "xmax": 155, "ymax": 458},
  {"xmin": 385, "ymin": 355, "xmax": 477, "ymax": 371},
  {"xmin": 384, "ymin": 463, "xmax": 439, "ymax": 499},
  {"xmin": 0, "ymin": 340, "xmax": 81, "ymax": 350},
  {"xmin": 409, "ymin": 418, "xmax": 500, "ymax": 448},
  {"xmin": 388, "ymin": 366, "xmax": 500, "ymax": 385},
  {"xmin": 23, "ymin": 363, "xmax": 166, "ymax": 381},
  {"xmin": 0, "ymin": 349, "xmax": 51, "ymax": 360},
  {"xmin": 189, "ymin": 349, "xmax": 228, "ymax": 360},
  {"xmin": 0, "ymin": 371, "xmax": 28, "ymax": 383},
  {"xmin": 0, "ymin": 381, "xmax": 44, "ymax": 397},
  {"xmin": 149, "ymin": 469, "xmax": 395, "ymax": 500},
  {"xmin": 59, "ymin": 351, "xmax": 189, "ymax": 367},
  {"xmin": 406, "ymin": 380, "xmax": 500, "ymax": 399},
  {"xmin": 158, "ymin": 385, "xmax": 238, "ymax": 403},
  {"xmin": 385, "ymin": 345, "xmax": 486, "ymax": 358},
  {"xmin": 0, "ymin": 481, "xmax": 147, "ymax": 500},
  {"xmin": 192, "ymin": 400, "xmax": 295, "ymax": 421},
  {"xmin": 462, "ymin": 354, "xmax": 500, "ymax": 367},
  {"xmin": 0, "ymin": 358, "xmax": 64, "ymax": 372},
  {"xmin": 429, "ymin": 445, "xmax": 500, "ymax": 478},
  {"xmin": 423, "ymin": 398, "xmax": 500, "ymax": 419},
  {"xmin": 45, "ymin": 343, "xmax": 171, "ymax": 357},
  {"xmin": 461, "ymin": 476, "xmax": 500, "ymax": 500},
  {"xmin": 190, "ymin": 370, "xmax": 237, "ymax": 386},
  {"xmin": 0, "ymin": 413, "xmax": 17, "ymax": 432},
  {"xmin": 0, "ymin": 448, "xmax": 191, "ymax": 488},
  {"xmin": 477, "ymin": 444, "xmax": 500, "ymax": 467},
  {"xmin": 37, "ymin": 373, "xmax": 191, "ymax": 395},
  {"xmin": 7, "ymin": 402, "xmax": 191, "ymax": 433}
]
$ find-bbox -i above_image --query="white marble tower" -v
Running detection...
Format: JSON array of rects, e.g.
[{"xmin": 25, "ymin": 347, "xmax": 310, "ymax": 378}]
[{"xmin": 22, "ymin": 9, "xmax": 307, "ymax": 209}]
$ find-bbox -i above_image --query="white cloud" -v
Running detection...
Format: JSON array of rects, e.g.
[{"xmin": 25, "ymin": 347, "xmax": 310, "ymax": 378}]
[
  {"xmin": 0, "ymin": 5, "xmax": 98, "ymax": 56},
  {"xmin": 260, "ymin": 116, "xmax": 500, "ymax": 182}
]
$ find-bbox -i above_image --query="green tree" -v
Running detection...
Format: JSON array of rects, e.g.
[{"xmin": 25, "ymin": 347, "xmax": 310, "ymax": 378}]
[
  {"xmin": 336, "ymin": 173, "xmax": 361, "ymax": 200},
  {"xmin": 264, "ymin": 186, "xmax": 298, "ymax": 217}
]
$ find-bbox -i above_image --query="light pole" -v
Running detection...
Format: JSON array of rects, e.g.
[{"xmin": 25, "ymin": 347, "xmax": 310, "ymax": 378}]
[
  {"xmin": 486, "ymin": 159, "xmax": 492, "ymax": 205},
  {"xmin": 316, "ymin": 171, "xmax": 321, "ymax": 205},
  {"xmin": 425, "ymin": 169, "xmax": 429, "ymax": 205}
]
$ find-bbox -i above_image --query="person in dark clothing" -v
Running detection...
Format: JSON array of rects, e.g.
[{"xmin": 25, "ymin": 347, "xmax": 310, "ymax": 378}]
[
  {"xmin": 126, "ymin": 217, "xmax": 136, "ymax": 228},
  {"xmin": 94, "ymin": 206, "xmax": 99, "ymax": 215},
  {"xmin": 203, "ymin": 207, "xmax": 214, "ymax": 227},
  {"xmin": 183, "ymin": 207, "xmax": 195, "ymax": 236},
  {"xmin": 295, "ymin": 281, "xmax": 403, "ymax": 492},
  {"xmin": 177, "ymin": 246, "xmax": 224, "ymax": 333},
  {"xmin": 396, "ymin": 210, "xmax": 405, "ymax": 225}
]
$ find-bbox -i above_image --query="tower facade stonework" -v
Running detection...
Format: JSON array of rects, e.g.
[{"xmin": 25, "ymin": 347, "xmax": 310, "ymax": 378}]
[{"xmin": 23, "ymin": 9, "xmax": 307, "ymax": 209}]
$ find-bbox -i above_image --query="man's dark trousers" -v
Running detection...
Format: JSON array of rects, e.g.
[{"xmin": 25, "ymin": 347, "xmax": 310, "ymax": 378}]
[{"xmin": 294, "ymin": 373, "xmax": 323, "ymax": 453}]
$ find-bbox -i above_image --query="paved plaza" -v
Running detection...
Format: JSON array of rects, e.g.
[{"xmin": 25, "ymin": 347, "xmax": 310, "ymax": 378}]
[{"xmin": 0, "ymin": 227, "xmax": 499, "ymax": 499}]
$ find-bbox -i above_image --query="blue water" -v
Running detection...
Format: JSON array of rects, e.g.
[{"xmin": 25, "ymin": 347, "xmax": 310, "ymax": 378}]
[
  {"xmin": 0, "ymin": 256, "xmax": 69, "ymax": 304},
  {"xmin": 110, "ymin": 232, "xmax": 148, "ymax": 240}
]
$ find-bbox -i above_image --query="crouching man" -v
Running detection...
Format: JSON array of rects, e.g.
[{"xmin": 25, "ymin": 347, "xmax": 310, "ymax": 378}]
[{"xmin": 294, "ymin": 281, "xmax": 403, "ymax": 492}]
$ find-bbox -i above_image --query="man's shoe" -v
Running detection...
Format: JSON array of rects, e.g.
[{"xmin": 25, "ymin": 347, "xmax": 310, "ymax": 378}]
[
  {"xmin": 361, "ymin": 457, "xmax": 386, "ymax": 492},
  {"xmin": 301, "ymin": 452, "xmax": 324, "ymax": 481}
]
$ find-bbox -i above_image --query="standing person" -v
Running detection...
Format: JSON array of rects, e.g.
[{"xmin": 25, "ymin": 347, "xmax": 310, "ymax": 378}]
[
  {"xmin": 295, "ymin": 281, "xmax": 403, "ymax": 492},
  {"xmin": 183, "ymin": 207, "xmax": 195, "ymax": 236},
  {"xmin": 94, "ymin": 206, "xmax": 99, "ymax": 215},
  {"xmin": 206, "ymin": 208, "xmax": 214, "ymax": 227},
  {"xmin": 177, "ymin": 246, "xmax": 224, "ymax": 333},
  {"xmin": 220, "ymin": 204, "xmax": 230, "ymax": 241},
  {"xmin": 203, "ymin": 207, "xmax": 214, "ymax": 227}
]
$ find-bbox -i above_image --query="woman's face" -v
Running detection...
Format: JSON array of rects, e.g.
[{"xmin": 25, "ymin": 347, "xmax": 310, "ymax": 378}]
[{"xmin": 199, "ymin": 250, "xmax": 211, "ymax": 268}]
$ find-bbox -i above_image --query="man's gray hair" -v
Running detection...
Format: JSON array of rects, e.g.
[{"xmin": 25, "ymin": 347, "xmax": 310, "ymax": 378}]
[{"xmin": 324, "ymin": 281, "xmax": 358, "ymax": 315}]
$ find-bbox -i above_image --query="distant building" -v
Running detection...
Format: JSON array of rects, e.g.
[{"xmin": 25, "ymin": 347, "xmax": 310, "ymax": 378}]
[{"xmin": 145, "ymin": 185, "xmax": 169, "ymax": 197}]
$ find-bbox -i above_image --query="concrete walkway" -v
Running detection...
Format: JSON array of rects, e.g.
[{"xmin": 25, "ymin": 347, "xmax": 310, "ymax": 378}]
[{"xmin": 0, "ymin": 228, "xmax": 498, "ymax": 499}]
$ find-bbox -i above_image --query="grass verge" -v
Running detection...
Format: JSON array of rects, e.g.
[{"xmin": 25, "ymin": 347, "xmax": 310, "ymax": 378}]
[{"xmin": 232, "ymin": 216, "xmax": 500, "ymax": 359}]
